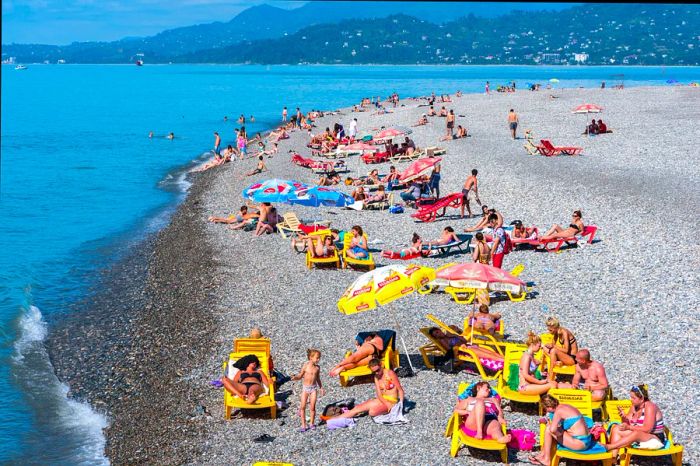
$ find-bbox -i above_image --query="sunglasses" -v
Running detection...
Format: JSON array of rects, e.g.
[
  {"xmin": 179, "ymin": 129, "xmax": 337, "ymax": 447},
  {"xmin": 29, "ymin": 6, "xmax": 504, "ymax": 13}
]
[{"xmin": 630, "ymin": 385, "xmax": 642, "ymax": 395}]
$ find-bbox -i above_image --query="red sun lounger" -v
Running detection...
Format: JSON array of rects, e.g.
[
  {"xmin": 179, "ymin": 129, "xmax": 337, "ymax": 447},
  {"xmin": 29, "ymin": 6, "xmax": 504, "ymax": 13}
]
[
  {"xmin": 540, "ymin": 139, "xmax": 584, "ymax": 156},
  {"xmin": 361, "ymin": 151, "xmax": 390, "ymax": 164},
  {"xmin": 410, "ymin": 193, "xmax": 463, "ymax": 223},
  {"xmin": 536, "ymin": 225, "xmax": 598, "ymax": 252}
]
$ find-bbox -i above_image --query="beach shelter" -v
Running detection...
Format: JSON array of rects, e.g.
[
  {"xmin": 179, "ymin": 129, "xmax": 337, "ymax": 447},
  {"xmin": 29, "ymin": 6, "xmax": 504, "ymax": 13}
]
[
  {"xmin": 287, "ymin": 186, "xmax": 355, "ymax": 208},
  {"xmin": 339, "ymin": 142, "xmax": 377, "ymax": 152},
  {"xmin": 242, "ymin": 179, "xmax": 307, "ymax": 203},
  {"xmin": 572, "ymin": 104, "xmax": 603, "ymax": 114},
  {"xmin": 374, "ymin": 128, "xmax": 405, "ymax": 140},
  {"xmin": 430, "ymin": 262, "xmax": 526, "ymax": 295},
  {"xmin": 337, "ymin": 264, "xmax": 436, "ymax": 372},
  {"xmin": 399, "ymin": 157, "xmax": 442, "ymax": 182}
]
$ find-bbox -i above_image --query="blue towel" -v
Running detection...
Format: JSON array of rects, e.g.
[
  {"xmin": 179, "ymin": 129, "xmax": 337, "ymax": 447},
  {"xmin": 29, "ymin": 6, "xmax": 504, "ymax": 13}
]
[{"xmin": 557, "ymin": 442, "xmax": 607, "ymax": 455}]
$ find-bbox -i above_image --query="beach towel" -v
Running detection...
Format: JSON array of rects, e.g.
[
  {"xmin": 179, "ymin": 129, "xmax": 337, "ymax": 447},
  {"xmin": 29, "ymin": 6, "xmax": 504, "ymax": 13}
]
[
  {"xmin": 326, "ymin": 417, "xmax": 356, "ymax": 430},
  {"xmin": 372, "ymin": 400, "xmax": 408, "ymax": 425}
]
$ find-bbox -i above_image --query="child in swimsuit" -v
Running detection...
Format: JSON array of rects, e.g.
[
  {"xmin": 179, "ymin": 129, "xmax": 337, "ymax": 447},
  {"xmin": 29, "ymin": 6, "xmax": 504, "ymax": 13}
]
[{"xmin": 292, "ymin": 349, "xmax": 325, "ymax": 432}]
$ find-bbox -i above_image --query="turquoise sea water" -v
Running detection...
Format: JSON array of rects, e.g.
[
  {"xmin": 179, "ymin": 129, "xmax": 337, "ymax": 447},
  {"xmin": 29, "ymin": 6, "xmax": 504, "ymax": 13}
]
[{"xmin": 1, "ymin": 64, "xmax": 698, "ymax": 464}]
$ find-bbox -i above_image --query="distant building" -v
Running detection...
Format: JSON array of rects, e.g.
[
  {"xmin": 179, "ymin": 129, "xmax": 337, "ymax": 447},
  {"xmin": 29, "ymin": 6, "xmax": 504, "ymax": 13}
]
[
  {"xmin": 2, "ymin": 56, "xmax": 17, "ymax": 64},
  {"xmin": 574, "ymin": 53, "xmax": 589, "ymax": 63},
  {"xmin": 540, "ymin": 53, "xmax": 561, "ymax": 64}
]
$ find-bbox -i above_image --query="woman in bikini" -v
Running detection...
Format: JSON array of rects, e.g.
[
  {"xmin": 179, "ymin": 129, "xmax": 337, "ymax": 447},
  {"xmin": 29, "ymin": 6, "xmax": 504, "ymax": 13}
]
[
  {"xmin": 530, "ymin": 394, "xmax": 594, "ymax": 465},
  {"xmin": 426, "ymin": 226, "xmax": 459, "ymax": 249},
  {"xmin": 605, "ymin": 385, "xmax": 667, "ymax": 457},
  {"xmin": 329, "ymin": 333, "xmax": 384, "ymax": 377},
  {"xmin": 540, "ymin": 210, "xmax": 584, "ymax": 242},
  {"xmin": 518, "ymin": 332, "xmax": 558, "ymax": 396},
  {"xmin": 305, "ymin": 235, "xmax": 336, "ymax": 258},
  {"xmin": 472, "ymin": 232, "xmax": 491, "ymax": 264},
  {"xmin": 337, "ymin": 358, "xmax": 404, "ymax": 418},
  {"xmin": 427, "ymin": 327, "xmax": 504, "ymax": 363},
  {"xmin": 222, "ymin": 354, "xmax": 271, "ymax": 404},
  {"xmin": 467, "ymin": 304, "xmax": 501, "ymax": 335},
  {"xmin": 542, "ymin": 316, "xmax": 578, "ymax": 369},
  {"xmin": 346, "ymin": 225, "xmax": 369, "ymax": 259},
  {"xmin": 454, "ymin": 381, "xmax": 511, "ymax": 443}
]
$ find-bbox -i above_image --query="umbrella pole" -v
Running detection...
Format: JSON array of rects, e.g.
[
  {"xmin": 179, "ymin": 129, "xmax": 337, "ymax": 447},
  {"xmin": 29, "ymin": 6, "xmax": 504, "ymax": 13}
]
[
  {"xmin": 388, "ymin": 307, "xmax": 417, "ymax": 374},
  {"xmin": 470, "ymin": 301, "xmax": 476, "ymax": 345}
]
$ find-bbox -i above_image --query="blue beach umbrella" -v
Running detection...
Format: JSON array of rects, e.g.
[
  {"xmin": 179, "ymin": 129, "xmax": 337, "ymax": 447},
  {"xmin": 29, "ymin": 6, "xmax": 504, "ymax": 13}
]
[
  {"xmin": 242, "ymin": 178, "xmax": 308, "ymax": 203},
  {"xmin": 288, "ymin": 186, "xmax": 355, "ymax": 208}
]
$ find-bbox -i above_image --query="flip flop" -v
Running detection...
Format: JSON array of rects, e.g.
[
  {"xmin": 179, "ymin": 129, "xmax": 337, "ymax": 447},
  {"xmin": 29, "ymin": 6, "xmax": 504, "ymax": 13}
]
[
  {"xmin": 528, "ymin": 456, "xmax": 547, "ymax": 466},
  {"xmin": 253, "ymin": 434, "xmax": 275, "ymax": 443},
  {"xmin": 298, "ymin": 427, "xmax": 309, "ymax": 433}
]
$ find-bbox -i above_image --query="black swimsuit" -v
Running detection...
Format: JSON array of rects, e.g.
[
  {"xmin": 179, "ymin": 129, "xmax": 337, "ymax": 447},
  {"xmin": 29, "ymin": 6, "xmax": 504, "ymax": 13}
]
[
  {"xmin": 239, "ymin": 370, "xmax": 262, "ymax": 394},
  {"xmin": 569, "ymin": 223, "xmax": 582, "ymax": 233}
]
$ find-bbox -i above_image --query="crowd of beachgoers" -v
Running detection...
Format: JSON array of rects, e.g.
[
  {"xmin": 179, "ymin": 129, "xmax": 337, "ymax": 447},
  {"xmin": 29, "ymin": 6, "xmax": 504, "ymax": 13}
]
[{"xmin": 99, "ymin": 84, "xmax": 697, "ymax": 465}]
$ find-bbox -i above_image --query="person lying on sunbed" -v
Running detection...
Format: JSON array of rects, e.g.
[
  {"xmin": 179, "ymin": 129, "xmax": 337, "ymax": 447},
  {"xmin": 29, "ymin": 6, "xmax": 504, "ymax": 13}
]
[
  {"xmin": 467, "ymin": 304, "xmax": 502, "ymax": 335},
  {"xmin": 426, "ymin": 226, "xmax": 459, "ymax": 248},
  {"xmin": 363, "ymin": 185, "xmax": 387, "ymax": 207},
  {"xmin": 454, "ymin": 381, "xmax": 510, "ymax": 443},
  {"xmin": 381, "ymin": 233, "xmax": 424, "ymax": 259},
  {"xmin": 333, "ymin": 358, "xmax": 404, "ymax": 418},
  {"xmin": 540, "ymin": 210, "xmax": 584, "ymax": 242},
  {"xmin": 305, "ymin": 235, "xmax": 336, "ymax": 258},
  {"xmin": 351, "ymin": 186, "xmax": 367, "ymax": 202},
  {"xmin": 222, "ymin": 354, "xmax": 271, "ymax": 404},
  {"xmin": 319, "ymin": 169, "xmax": 341, "ymax": 186},
  {"xmin": 413, "ymin": 114, "xmax": 428, "ymax": 127},
  {"xmin": 519, "ymin": 332, "xmax": 558, "ymax": 396},
  {"xmin": 465, "ymin": 207, "xmax": 503, "ymax": 232},
  {"xmin": 329, "ymin": 332, "xmax": 385, "ymax": 377},
  {"xmin": 209, "ymin": 205, "xmax": 259, "ymax": 225},
  {"xmin": 427, "ymin": 327, "xmax": 504, "ymax": 363}
]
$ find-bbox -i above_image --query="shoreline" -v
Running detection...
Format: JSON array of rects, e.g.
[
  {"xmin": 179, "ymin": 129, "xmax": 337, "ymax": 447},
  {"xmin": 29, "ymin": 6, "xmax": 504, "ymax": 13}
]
[{"xmin": 48, "ymin": 84, "xmax": 699, "ymax": 464}]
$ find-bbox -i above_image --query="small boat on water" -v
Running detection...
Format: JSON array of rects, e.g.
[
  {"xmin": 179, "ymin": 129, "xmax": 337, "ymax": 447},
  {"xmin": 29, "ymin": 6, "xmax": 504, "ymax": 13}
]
[
  {"xmin": 15, "ymin": 65, "xmax": 28, "ymax": 70},
  {"xmin": 136, "ymin": 59, "xmax": 144, "ymax": 66}
]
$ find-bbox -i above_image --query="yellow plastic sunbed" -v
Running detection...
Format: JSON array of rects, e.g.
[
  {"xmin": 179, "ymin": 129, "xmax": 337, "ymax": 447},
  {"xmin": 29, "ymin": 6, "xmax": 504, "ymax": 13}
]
[
  {"xmin": 305, "ymin": 229, "xmax": 340, "ymax": 269},
  {"xmin": 338, "ymin": 334, "xmax": 399, "ymax": 387},
  {"xmin": 341, "ymin": 232, "xmax": 375, "ymax": 270},
  {"xmin": 223, "ymin": 351, "xmax": 276, "ymax": 419},
  {"xmin": 495, "ymin": 344, "xmax": 542, "ymax": 407}
]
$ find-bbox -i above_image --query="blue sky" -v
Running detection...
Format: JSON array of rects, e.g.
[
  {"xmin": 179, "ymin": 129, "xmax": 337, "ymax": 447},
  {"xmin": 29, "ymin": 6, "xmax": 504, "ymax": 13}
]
[{"xmin": 2, "ymin": 0, "xmax": 304, "ymax": 45}]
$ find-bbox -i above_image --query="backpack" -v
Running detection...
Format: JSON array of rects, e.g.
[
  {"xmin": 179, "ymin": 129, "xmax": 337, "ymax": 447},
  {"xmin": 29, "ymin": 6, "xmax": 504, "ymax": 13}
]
[{"xmin": 389, "ymin": 205, "xmax": 404, "ymax": 214}]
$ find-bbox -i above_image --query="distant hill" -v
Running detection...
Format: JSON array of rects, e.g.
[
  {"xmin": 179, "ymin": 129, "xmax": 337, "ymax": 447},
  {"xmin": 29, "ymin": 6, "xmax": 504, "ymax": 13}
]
[
  {"xmin": 1, "ymin": 2, "xmax": 575, "ymax": 64},
  {"xmin": 3, "ymin": 3, "xmax": 698, "ymax": 65},
  {"xmin": 180, "ymin": 4, "xmax": 700, "ymax": 66}
]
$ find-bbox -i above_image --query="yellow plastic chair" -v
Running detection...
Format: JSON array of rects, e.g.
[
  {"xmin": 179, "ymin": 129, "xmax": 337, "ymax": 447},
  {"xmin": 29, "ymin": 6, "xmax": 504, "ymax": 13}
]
[
  {"xmin": 605, "ymin": 399, "xmax": 684, "ymax": 466},
  {"xmin": 341, "ymin": 232, "xmax": 375, "ymax": 270},
  {"xmin": 252, "ymin": 463, "xmax": 293, "ymax": 466},
  {"xmin": 495, "ymin": 344, "xmax": 542, "ymax": 406},
  {"xmin": 539, "ymin": 388, "xmax": 615, "ymax": 466},
  {"xmin": 233, "ymin": 337, "xmax": 273, "ymax": 380},
  {"xmin": 426, "ymin": 313, "xmax": 508, "ymax": 356},
  {"xmin": 463, "ymin": 314, "xmax": 505, "ymax": 339},
  {"xmin": 338, "ymin": 335, "xmax": 399, "ymax": 387},
  {"xmin": 540, "ymin": 333, "xmax": 576, "ymax": 377},
  {"xmin": 223, "ymin": 351, "xmax": 276, "ymax": 419},
  {"xmin": 444, "ymin": 382, "xmax": 509, "ymax": 463},
  {"xmin": 278, "ymin": 212, "xmax": 331, "ymax": 239},
  {"xmin": 305, "ymin": 229, "xmax": 340, "ymax": 269}
]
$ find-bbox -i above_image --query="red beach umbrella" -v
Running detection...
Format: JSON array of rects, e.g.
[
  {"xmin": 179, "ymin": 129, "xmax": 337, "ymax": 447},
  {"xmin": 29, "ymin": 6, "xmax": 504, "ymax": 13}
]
[
  {"xmin": 341, "ymin": 142, "xmax": 378, "ymax": 152},
  {"xmin": 399, "ymin": 157, "xmax": 442, "ymax": 182},
  {"xmin": 572, "ymin": 104, "xmax": 604, "ymax": 114},
  {"xmin": 431, "ymin": 262, "xmax": 526, "ymax": 294},
  {"xmin": 375, "ymin": 128, "xmax": 405, "ymax": 140}
]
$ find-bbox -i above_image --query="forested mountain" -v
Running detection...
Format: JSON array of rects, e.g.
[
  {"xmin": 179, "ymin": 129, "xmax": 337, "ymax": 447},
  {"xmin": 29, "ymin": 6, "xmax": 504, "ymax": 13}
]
[{"xmin": 3, "ymin": 3, "xmax": 698, "ymax": 65}]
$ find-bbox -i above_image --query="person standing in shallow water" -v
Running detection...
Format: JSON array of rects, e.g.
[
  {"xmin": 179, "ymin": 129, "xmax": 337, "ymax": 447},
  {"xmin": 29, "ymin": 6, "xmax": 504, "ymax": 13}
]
[
  {"xmin": 282, "ymin": 107, "xmax": 288, "ymax": 121},
  {"xmin": 507, "ymin": 109, "xmax": 519, "ymax": 139},
  {"xmin": 213, "ymin": 132, "xmax": 221, "ymax": 155},
  {"xmin": 485, "ymin": 81, "xmax": 490, "ymax": 95}
]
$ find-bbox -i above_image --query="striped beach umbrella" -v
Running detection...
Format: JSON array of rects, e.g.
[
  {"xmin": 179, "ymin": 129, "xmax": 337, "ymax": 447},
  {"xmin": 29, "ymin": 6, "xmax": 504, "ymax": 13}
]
[
  {"xmin": 242, "ymin": 179, "xmax": 307, "ymax": 203},
  {"xmin": 572, "ymin": 103, "xmax": 604, "ymax": 114}
]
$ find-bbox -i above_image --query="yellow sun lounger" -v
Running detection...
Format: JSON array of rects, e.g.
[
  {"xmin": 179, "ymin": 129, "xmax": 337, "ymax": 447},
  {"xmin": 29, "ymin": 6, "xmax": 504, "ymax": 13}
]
[
  {"xmin": 445, "ymin": 381, "xmax": 509, "ymax": 463},
  {"xmin": 496, "ymin": 344, "xmax": 542, "ymax": 407},
  {"xmin": 436, "ymin": 263, "xmax": 528, "ymax": 304},
  {"xmin": 426, "ymin": 313, "xmax": 507, "ymax": 354},
  {"xmin": 540, "ymin": 332, "xmax": 576, "ymax": 377},
  {"xmin": 341, "ymin": 232, "xmax": 375, "ymax": 270},
  {"xmin": 418, "ymin": 327, "xmax": 503, "ymax": 380},
  {"xmin": 605, "ymin": 399, "xmax": 684, "ymax": 466},
  {"xmin": 223, "ymin": 351, "xmax": 276, "ymax": 419},
  {"xmin": 277, "ymin": 212, "xmax": 331, "ymax": 239},
  {"xmin": 305, "ymin": 229, "xmax": 340, "ymax": 269},
  {"xmin": 338, "ymin": 333, "xmax": 398, "ymax": 387},
  {"xmin": 539, "ymin": 389, "xmax": 615, "ymax": 466},
  {"xmin": 234, "ymin": 337, "xmax": 274, "ymax": 381}
]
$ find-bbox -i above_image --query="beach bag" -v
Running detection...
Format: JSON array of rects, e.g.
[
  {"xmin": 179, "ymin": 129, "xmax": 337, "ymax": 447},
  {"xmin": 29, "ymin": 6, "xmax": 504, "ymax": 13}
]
[
  {"xmin": 507, "ymin": 429, "xmax": 536, "ymax": 451},
  {"xmin": 320, "ymin": 398, "xmax": 355, "ymax": 421},
  {"xmin": 389, "ymin": 205, "xmax": 404, "ymax": 214}
]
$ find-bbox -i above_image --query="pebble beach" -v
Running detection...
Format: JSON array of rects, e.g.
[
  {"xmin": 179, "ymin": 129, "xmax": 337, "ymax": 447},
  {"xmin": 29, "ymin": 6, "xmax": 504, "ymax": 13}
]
[{"xmin": 57, "ymin": 85, "xmax": 699, "ymax": 465}]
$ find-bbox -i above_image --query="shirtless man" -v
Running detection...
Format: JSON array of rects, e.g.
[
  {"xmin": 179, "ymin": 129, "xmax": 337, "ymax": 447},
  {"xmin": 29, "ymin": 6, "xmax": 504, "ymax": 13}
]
[
  {"xmin": 443, "ymin": 109, "xmax": 455, "ymax": 140},
  {"xmin": 507, "ymin": 109, "xmax": 519, "ymax": 139},
  {"xmin": 460, "ymin": 169, "xmax": 481, "ymax": 218},
  {"xmin": 427, "ymin": 106, "xmax": 437, "ymax": 117},
  {"xmin": 213, "ymin": 131, "xmax": 221, "ymax": 155},
  {"xmin": 558, "ymin": 349, "xmax": 609, "ymax": 401}
]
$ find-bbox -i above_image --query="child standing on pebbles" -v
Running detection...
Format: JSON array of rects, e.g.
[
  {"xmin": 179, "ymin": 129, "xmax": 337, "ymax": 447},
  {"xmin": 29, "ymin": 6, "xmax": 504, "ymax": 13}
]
[{"xmin": 292, "ymin": 349, "xmax": 325, "ymax": 432}]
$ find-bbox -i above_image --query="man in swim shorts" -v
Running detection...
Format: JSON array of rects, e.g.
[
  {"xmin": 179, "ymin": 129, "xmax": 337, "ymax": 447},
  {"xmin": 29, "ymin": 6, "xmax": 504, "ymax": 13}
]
[
  {"xmin": 460, "ymin": 169, "xmax": 481, "ymax": 218},
  {"xmin": 507, "ymin": 109, "xmax": 518, "ymax": 139},
  {"xmin": 558, "ymin": 349, "xmax": 609, "ymax": 401}
]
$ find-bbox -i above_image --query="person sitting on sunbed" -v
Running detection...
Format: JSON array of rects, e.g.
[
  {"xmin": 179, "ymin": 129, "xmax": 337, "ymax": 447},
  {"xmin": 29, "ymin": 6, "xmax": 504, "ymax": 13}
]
[
  {"xmin": 329, "ymin": 332, "xmax": 385, "ymax": 377},
  {"xmin": 400, "ymin": 179, "xmax": 426, "ymax": 205},
  {"xmin": 333, "ymin": 358, "xmax": 404, "ymax": 418},
  {"xmin": 351, "ymin": 186, "xmax": 367, "ymax": 202},
  {"xmin": 209, "ymin": 205, "xmax": 259, "ymax": 225},
  {"xmin": 402, "ymin": 137, "xmax": 416, "ymax": 156},
  {"xmin": 305, "ymin": 235, "xmax": 336, "ymax": 259},
  {"xmin": 542, "ymin": 317, "xmax": 578, "ymax": 370},
  {"xmin": 363, "ymin": 185, "xmax": 387, "ymax": 207},
  {"xmin": 454, "ymin": 381, "xmax": 510, "ymax": 443},
  {"xmin": 319, "ymin": 169, "xmax": 341, "ymax": 186},
  {"xmin": 518, "ymin": 332, "xmax": 558, "ymax": 395},
  {"xmin": 382, "ymin": 166, "xmax": 401, "ymax": 190},
  {"xmin": 467, "ymin": 305, "xmax": 501, "ymax": 335},
  {"xmin": 246, "ymin": 155, "xmax": 267, "ymax": 176},
  {"xmin": 540, "ymin": 210, "xmax": 584, "ymax": 242},
  {"xmin": 465, "ymin": 207, "xmax": 503, "ymax": 232},
  {"xmin": 426, "ymin": 226, "xmax": 459, "ymax": 248},
  {"xmin": 604, "ymin": 385, "xmax": 668, "ymax": 457},
  {"xmin": 413, "ymin": 114, "xmax": 428, "ymax": 127},
  {"xmin": 512, "ymin": 221, "xmax": 538, "ymax": 239},
  {"xmin": 346, "ymin": 225, "xmax": 369, "ymax": 259},
  {"xmin": 427, "ymin": 327, "xmax": 504, "ymax": 363},
  {"xmin": 254, "ymin": 206, "xmax": 279, "ymax": 236},
  {"xmin": 222, "ymin": 354, "xmax": 271, "ymax": 404},
  {"xmin": 530, "ymin": 394, "xmax": 595, "ymax": 465}
]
